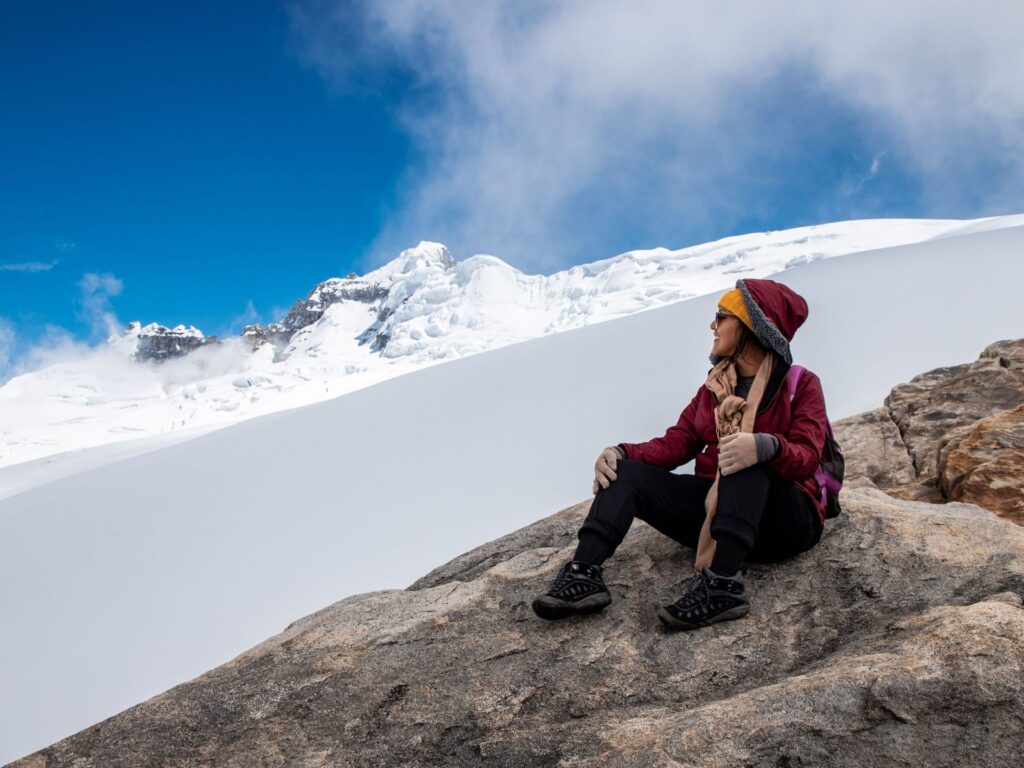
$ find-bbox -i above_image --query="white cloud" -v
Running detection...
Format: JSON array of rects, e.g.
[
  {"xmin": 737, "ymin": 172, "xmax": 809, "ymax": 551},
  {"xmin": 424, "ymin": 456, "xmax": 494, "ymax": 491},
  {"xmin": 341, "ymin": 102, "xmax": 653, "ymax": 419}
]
[
  {"xmin": 0, "ymin": 261, "xmax": 57, "ymax": 272},
  {"xmin": 77, "ymin": 272, "xmax": 124, "ymax": 340},
  {"xmin": 0, "ymin": 321, "xmax": 99, "ymax": 386},
  {"xmin": 288, "ymin": 0, "xmax": 1024, "ymax": 270}
]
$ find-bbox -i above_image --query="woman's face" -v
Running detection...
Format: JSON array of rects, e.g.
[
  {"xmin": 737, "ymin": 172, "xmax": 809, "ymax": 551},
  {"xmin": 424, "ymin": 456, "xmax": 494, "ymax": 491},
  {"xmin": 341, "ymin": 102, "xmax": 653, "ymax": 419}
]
[{"xmin": 711, "ymin": 309, "xmax": 741, "ymax": 358}]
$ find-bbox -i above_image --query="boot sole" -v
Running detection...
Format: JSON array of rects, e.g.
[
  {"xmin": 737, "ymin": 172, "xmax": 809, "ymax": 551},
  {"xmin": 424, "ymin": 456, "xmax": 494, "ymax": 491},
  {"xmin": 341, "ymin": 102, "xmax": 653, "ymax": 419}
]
[
  {"xmin": 657, "ymin": 603, "xmax": 748, "ymax": 631},
  {"xmin": 532, "ymin": 591, "xmax": 611, "ymax": 620}
]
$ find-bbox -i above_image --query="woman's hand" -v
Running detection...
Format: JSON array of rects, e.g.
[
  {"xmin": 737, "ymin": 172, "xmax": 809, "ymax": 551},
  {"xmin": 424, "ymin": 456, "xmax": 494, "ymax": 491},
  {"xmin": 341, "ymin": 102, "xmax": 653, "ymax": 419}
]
[
  {"xmin": 593, "ymin": 446, "xmax": 622, "ymax": 494},
  {"xmin": 718, "ymin": 432, "xmax": 759, "ymax": 476}
]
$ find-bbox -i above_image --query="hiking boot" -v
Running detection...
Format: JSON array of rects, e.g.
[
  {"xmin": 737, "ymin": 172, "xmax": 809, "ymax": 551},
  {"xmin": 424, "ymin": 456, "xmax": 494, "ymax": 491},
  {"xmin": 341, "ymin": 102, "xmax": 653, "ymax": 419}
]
[
  {"xmin": 658, "ymin": 565, "xmax": 749, "ymax": 631},
  {"xmin": 532, "ymin": 560, "xmax": 612, "ymax": 620}
]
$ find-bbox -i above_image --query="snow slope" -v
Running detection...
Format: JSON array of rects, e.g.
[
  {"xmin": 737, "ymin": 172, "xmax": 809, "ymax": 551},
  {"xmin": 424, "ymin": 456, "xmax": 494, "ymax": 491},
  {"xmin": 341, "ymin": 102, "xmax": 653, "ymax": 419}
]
[
  {"xmin": 1, "ymin": 222, "xmax": 1023, "ymax": 763},
  {"xmin": 1, "ymin": 217, "xmax": 1007, "ymax": 476}
]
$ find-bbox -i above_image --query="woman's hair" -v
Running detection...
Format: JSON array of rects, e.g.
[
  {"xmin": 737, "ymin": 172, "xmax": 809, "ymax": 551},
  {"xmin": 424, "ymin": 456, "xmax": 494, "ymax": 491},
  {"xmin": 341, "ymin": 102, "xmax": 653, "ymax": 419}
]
[{"xmin": 731, "ymin": 322, "xmax": 767, "ymax": 362}]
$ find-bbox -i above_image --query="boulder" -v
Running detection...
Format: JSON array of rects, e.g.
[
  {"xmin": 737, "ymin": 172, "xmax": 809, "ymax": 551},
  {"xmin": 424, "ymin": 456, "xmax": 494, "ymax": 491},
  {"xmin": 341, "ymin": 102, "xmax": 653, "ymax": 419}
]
[
  {"xmin": 834, "ymin": 338, "xmax": 1024, "ymax": 518},
  {"xmin": 884, "ymin": 338, "xmax": 1024, "ymax": 483},
  {"xmin": 938, "ymin": 404, "xmax": 1024, "ymax": 524},
  {"xmin": 829, "ymin": 406, "xmax": 916, "ymax": 490}
]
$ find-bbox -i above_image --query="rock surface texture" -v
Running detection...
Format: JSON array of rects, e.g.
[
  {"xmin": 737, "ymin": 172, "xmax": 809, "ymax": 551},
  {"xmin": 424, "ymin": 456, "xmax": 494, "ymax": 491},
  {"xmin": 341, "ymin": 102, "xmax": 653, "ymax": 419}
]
[
  {"xmin": 10, "ymin": 342, "xmax": 1024, "ymax": 768},
  {"xmin": 11, "ymin": 491, "xmax": 1024, "ymax": 767},
  {"xmin": 834, "ymin": 338, "xmax": 1024, "ymax": 521}
]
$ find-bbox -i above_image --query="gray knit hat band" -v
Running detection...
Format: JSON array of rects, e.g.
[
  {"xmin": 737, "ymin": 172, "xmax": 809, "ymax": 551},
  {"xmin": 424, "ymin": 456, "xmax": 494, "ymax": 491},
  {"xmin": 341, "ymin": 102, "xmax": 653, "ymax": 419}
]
[{"xmin": 737, "ymin": 279, "xmax": 793, "ymax": 365}]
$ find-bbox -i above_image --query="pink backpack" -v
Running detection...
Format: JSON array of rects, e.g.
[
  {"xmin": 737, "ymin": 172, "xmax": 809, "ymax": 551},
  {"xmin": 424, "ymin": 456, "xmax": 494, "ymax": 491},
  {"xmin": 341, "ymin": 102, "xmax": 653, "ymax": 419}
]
[{"xmin": 787, "ymin": 365, "xmax": 845, "ymax": 518}]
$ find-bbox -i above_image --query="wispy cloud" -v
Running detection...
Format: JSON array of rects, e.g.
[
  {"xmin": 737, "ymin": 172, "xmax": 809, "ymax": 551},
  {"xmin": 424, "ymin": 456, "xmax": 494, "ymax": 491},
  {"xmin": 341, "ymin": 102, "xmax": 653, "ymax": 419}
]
[
  {"xmin": 1, "ymin": 261, "xmax": 57, "ymax": 272},
  {"xmin": 0, "ymin": 318, "xmax": 15, "ymax": 382},
  {"xmin": 840, "ymin": 152, "xmax": 886, "ymax": 199},
  {"xmin": 289, "ymin": 0, "xmax": 1024, "ymax": 271},
  {"xmin": 77, "ymin": 272, "xmax": 124, "ymax": 340},
  {"xmin": 215, "ymin": 298, "xmax": 262, "ymax": 338}
]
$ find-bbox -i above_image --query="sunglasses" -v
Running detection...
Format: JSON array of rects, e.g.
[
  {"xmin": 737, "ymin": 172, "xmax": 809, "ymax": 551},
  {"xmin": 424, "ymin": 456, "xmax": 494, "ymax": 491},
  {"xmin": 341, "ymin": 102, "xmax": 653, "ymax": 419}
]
[{"xmin": 714, "ymin": 311, "xmax": 737, "ymax": 325}]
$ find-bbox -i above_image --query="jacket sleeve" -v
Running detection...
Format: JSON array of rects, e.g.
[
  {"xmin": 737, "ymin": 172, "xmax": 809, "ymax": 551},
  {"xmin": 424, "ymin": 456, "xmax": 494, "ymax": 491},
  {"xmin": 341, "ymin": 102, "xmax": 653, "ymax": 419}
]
[
  {"xmin": 765, "ymin": 370, "xmax": 828, "ymax": 480},
  {"xmin": 618, "ymin": 387, "xmax": 707, "ymax": 471}
]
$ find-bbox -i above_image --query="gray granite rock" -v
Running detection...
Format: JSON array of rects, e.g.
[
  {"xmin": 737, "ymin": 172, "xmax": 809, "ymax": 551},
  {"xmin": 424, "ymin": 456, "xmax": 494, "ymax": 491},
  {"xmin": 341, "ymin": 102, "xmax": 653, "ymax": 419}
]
[
  {"xmin": 832, "ymin": 406, "xmax": 917, "ymax": 490},
  {"xmin": 11, "ymin": 486, "xmax": 1024, "ymax": 767}
]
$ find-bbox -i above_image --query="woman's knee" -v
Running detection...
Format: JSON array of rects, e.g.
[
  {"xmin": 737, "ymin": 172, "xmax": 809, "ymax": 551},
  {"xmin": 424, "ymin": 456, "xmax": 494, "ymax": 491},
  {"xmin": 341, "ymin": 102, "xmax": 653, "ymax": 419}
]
[
  {"xmin": 718, "ymin": 462, "xmax": 771, "ymax": 489},
  {"xmin": 605, "ymin": 458, "xmax": 646, "ymax": 490}
]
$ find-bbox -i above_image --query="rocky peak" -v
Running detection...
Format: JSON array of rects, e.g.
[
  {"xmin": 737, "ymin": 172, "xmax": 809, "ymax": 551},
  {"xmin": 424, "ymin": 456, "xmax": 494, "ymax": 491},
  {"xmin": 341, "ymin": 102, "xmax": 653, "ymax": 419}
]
[
  {"xmin": 112, "ymin": 244, "xmax": 455, "ymax": 362},
  {"xmin": 14, "ymin": 339, "xmax": 1024, "ymax": 767},
  {"xmin": 114, "ymin": 321, "xmax": 218, "ymax": 362},
  {"xmin": 242, "ymin": 243, "xmax": 458, "ymax": 358},
  {"xmin": 241, "ymin": 274, "xmax": 391, "ymax": 354}
]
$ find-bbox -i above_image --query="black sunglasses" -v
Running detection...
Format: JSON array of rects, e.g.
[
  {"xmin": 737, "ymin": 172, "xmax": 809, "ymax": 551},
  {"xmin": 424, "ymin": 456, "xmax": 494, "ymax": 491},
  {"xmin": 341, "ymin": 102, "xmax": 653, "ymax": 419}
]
[{"xmin": 714, "ymin": 311, "xmax": 737, "ymax": 324}]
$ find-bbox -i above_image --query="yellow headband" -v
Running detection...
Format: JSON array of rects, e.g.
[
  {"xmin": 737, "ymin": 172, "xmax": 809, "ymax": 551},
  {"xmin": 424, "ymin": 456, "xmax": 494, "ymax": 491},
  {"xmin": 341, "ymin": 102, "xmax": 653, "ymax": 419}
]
[{"xmin": 717, "ymin": 288, "xmax": 753, "ymax": 331}]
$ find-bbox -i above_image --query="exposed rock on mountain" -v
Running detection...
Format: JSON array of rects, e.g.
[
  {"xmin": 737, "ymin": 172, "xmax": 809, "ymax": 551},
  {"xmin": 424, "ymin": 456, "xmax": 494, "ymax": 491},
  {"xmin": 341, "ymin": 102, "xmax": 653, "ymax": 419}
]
[
  {"xmin": 834, "ymin": 338, "xmax": 1024, "ymax": 521},
  {"xmin": 127, "ymin": 244, "xmax": 456, "ymax": 362},
  {"xmin": 13, "ymin": 487, "xmax": 1023, "ymax": 767},
  {"xmin": 242, "ymin": 275, "xmax": 391, "ymax": 356},
  {"xmin": 124, "ymin": 321, "xmax": 218, "ymax": 362}
]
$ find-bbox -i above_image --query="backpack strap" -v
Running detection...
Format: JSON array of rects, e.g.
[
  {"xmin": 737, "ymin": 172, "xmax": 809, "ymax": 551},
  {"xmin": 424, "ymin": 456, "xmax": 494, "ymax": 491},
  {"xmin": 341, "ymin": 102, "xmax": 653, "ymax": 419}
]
[
  {"xmin": 788, "ymin": 363, "xmax": 839, "ymax": 442},
  {"xmin": 787, "ymin": 364, "xmax": 805, "ymax": 402}
]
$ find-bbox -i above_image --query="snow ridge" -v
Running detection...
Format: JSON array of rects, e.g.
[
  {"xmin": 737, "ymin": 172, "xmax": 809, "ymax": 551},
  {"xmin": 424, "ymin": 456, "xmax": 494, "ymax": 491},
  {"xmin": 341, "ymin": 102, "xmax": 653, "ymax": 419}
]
[{"xmin": 0, "ymin": 217, "xmax": 1013, "ymax": 469}]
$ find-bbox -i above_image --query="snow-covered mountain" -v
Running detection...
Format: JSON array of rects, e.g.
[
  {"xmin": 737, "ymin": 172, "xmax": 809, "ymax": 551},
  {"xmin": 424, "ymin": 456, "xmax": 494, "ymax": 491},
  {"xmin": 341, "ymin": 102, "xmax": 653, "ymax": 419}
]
[
  {"xmin": 1, "ymin": 220, "xmax": 1023, "ymax": 763},
  {"xmin": 2, "ymin": 216, "xmax": 1012, "ymax": 474}
]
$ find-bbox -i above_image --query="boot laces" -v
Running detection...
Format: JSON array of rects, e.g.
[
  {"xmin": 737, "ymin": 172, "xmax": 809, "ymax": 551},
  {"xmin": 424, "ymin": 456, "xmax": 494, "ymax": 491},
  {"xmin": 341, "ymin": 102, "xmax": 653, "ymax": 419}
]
[
  {"xmin": 676, "ymin": 571, "xmax": 711, "ymax": 610},
  {"xmin": 547, "ymin": 562, "xmax": 601, "ymax": 599},
  {"xmin": 550, "ymin": 563, "xmax": 573, "ymax": 591}
]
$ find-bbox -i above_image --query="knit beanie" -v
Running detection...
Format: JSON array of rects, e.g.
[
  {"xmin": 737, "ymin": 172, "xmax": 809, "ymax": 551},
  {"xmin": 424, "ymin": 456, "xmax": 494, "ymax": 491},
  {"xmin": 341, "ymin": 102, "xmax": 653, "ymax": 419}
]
[{"xmin": 716, "ymin": 288, "xmax": 753, "ymax": 332}]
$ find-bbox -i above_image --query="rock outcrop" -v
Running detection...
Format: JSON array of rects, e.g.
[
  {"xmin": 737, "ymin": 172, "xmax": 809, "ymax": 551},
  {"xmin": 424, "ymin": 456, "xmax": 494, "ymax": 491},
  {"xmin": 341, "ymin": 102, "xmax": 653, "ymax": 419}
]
[
  {"xmin": 11, "ymin": 488, "xmax": 1024, "ymax": 767},
  {"xmin": 834, "ymin": 338, "xmax": 1024, "ymax": 521},
  {"xmin": 126, "ymin": 321, "xmax": 218, "ymax": 362},
  {"xmin": 242, "ymin": 276, "xmax": 391, "ymax": 355},
  {"xmin": 937, "ymin": 403, "xmax": 1024, "ymax": 524},
  {"xmin": 241, "ymin": 243, "xmax": 455, "ymax": 358},
  {"xmin": 10, "ymin": 341, "xmax": 1024, "ymax": 768}
]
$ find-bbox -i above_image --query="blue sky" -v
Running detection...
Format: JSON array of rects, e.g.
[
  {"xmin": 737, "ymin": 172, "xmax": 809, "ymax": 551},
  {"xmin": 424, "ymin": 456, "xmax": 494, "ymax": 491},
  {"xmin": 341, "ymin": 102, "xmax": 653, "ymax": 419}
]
[
  {"xmin": 0, "ymin": 1, "xmax": 410, "ymax": 357},
  {"xmin": 2, "ymin": 1, "xmax": 1022, "ymax": 376}
]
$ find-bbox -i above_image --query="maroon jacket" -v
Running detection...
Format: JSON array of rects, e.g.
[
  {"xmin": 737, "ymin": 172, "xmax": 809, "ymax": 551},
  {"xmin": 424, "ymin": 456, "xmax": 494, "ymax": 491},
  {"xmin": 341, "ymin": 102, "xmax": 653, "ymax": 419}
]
[
  {"xmin": 618, "ymin": 276, "xmax": 829, "ymax": 528},
  {"xmin": 619, "ymin": 364, "xmax": 829, "ymax": 527}
]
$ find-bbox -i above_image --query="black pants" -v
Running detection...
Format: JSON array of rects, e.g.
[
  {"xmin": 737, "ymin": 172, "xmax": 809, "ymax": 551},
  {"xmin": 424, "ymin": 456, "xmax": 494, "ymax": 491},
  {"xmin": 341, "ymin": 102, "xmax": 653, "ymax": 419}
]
[{"xmin": 577, "ymin": 459, "xmax": 821, "ymax": 567}]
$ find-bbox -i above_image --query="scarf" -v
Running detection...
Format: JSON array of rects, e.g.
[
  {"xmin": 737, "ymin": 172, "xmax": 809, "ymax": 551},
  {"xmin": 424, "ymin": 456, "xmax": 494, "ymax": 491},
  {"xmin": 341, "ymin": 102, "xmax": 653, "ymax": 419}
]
[{"xmin": 693, "ymin": 352, "xmax": 775, "ymax": 574}]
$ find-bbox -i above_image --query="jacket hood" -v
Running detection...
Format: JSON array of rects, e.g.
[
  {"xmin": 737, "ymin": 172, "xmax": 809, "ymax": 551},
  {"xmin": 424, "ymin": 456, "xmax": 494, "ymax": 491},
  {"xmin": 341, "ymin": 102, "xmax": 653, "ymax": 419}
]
[
  {"xmin": 708, "ymin": 277, "xmax": 808, "ymax": 370},
  {"xmin": 735, "ymin": 278, "xmax": 808, "ymax": 365}
]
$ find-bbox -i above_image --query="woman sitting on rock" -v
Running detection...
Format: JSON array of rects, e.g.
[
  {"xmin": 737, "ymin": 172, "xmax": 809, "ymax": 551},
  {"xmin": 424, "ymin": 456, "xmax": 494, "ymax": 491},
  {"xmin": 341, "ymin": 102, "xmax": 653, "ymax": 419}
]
[{"xmin": 532, "ymin": 278, "xmax": 830, "ymax": 630}]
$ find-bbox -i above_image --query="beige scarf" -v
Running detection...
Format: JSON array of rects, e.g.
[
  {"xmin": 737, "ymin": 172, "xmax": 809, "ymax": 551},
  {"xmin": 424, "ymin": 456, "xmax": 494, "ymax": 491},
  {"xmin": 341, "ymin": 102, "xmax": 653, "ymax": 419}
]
[{"xmin": 693, "ymin": 352, "xmax": 775, "ymax": 574}]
